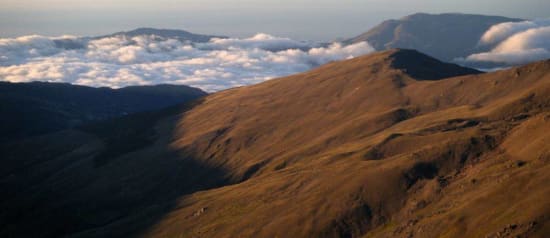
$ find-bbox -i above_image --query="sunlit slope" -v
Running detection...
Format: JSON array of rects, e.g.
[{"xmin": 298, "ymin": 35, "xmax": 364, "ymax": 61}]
[
  {"xmin": 1, "ymin": 49, "xmax": 548, "ymax": 238},
  {"xmin": 143, "ymin": 50, "xmax": 549, "ymax": 238}
]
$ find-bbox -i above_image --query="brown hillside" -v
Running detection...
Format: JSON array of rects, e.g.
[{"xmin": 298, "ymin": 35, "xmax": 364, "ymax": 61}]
[{"xmin": 1, "ymin": 49, "xmax": 549, "ymax": 238}]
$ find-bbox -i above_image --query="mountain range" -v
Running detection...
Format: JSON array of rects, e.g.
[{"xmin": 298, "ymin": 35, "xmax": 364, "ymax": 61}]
[
  {"xmin": 1, "ymin": 49, "xmax": 548, "ymax": 237},
  {"xmin": 345, "ymin": 13, "xmax": 523, "ymax": 64},
  {"xmin": 0, "ymin": 82, "xmax": 206, "ymax": 142},
  {"xmin": 52, "ymin": 27, "xmax": 227, "ymax": 50},
  {"xmin": 94, "ymin": 27, "xmax": 227, "ymax": 42},
  {"xmin": 48, "ymin": 12, "xmax": 543, "ymax": 71}
]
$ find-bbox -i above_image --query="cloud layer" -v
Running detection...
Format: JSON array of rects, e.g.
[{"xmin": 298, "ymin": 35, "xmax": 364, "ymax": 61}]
[
  {"xmin": 0, "ymin": 34, "xmax": 374, "ymax": 92},
  {"xmin": 465, "ymin": 19, "xmax": 550, "ymax": 65}
]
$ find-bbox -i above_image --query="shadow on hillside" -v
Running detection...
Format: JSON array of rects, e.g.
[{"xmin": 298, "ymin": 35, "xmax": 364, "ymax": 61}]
[{"xmin": 0, "ymin": 98, "xmax": 231, "ymax": 238}]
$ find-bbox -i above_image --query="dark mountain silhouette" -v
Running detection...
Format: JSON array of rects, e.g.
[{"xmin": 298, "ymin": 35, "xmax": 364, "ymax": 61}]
[
  {"xmin": 386, "ymin": 49, "xmax": 481, "ymax": 80},
  {"xmin": 0, "ymin": 82, "xmax": 206, "ymax": 142},
  {"xmin": 345, "ymin": 13, "xmax": 523, "ymax": 63},
  {"xmin": 1, "ymin": 50, "xmax": 549, "ymax": 238},
  {"xmin": 96, "ymin": 27, "xmax": 227, "ymax": 42}
]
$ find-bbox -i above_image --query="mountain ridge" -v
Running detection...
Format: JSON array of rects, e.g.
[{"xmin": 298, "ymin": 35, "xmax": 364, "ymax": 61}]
[
  {"xmin": 94, "ymin": 27, "xmax": 227, "ymax": 42},
  {"xmin": 0, "ymin": 82, "xmax": 206, "ymax": 142},
  {"xmin": 1, "ymin": 49, "xmax": 549, "ymax": 237},
  {"xmin": 345, "ymin": 13, "xmax": 523, "ymax": 63}
]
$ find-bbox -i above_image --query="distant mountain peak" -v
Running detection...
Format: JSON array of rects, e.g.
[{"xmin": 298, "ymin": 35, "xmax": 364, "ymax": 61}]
[
  {"xmin": 123, "ymin": 27, "xmax": 193, "ymax": 35},
  {"xmin": 316, "ymin": 49, "xmax": 482, "ymax": 81},
  {"xmin": 346, "ymin": 13, "xmax": 523, "ymax": 63},
  {"xmin": 404, "ymin": 12, "xmax": 502, "ymax": 19},
  {"xmin": 95, "ymin": 27, "xmax": 227, "ymax": 42},
  {"xmin": 383, "ymin": 49, "xmax": 482, "ymax": 80}
]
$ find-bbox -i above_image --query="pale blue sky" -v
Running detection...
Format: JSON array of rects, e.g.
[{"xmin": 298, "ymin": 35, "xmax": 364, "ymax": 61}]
[{"xmin": 1, "ymin": 0, "xmax": 549, "ymax": 40}]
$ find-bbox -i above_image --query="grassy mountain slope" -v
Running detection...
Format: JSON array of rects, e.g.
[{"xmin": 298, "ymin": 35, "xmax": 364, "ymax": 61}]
[{"xmin": 1, "ymin": 49, "xmax": 548, "ymax": 238}]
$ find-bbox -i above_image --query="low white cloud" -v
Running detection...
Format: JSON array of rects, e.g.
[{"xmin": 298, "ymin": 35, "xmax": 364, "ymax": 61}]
[
  {"xmin": 0, "ymin": 35, "xmax": 60, "ymax": 65},
  {"xmin": 479, "ymin": 19, "xmax": 550, "ymax": 46},
  {"xmin": 199, "ymin": 33, "xmax": 311, "ymax": 51},
  {"xmin": 0, "ymin": 33, "xmax": 374, "ymax": 92},
  {"xmin": 464, "ymin": 19, "xmax": 550, "ymax": 65}
]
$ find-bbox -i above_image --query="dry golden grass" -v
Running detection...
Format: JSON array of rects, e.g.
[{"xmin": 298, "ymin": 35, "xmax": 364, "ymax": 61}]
[
  {"xmin": 1, "ymin": 49, "xmax": 548, "ymax": 238},
  {"xmin": 135, "ymin": 50, "xmax": 549, "ymax": 237}
]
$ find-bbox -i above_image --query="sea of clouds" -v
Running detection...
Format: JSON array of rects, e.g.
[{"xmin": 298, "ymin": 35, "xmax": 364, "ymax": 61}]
[
  {"xmin": 3, "ymin": 19, "xmax": 548, "ymax": 91},
  {"xmin": 0, "ymin": 33, "xmax": 374, "ymax": 92},
  {"xmin": 464, "ymin": 19, "xmax": 550, "ymax": 65}
]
